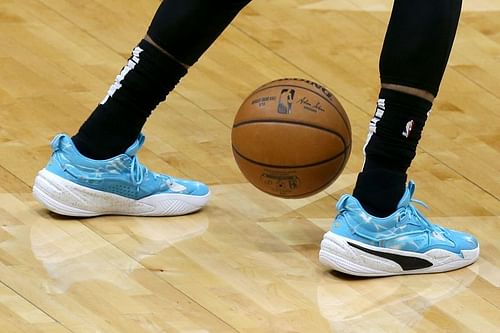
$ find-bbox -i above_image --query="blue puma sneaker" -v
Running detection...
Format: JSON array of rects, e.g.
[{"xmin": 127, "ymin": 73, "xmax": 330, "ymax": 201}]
[
  {"xmin": 33, "ymin": 134, "xmax": 210, "ymax": 217},
  {"xmin": 319, "ymin": 181, "xmax": 479, "ymax": 276}
]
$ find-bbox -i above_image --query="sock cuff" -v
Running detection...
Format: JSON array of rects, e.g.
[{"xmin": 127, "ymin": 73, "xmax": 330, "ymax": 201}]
[
  {"xmin": 137, "ymin": 39, "xmax": 188, "ymax": 77},
  {"xmin": 379, "ymin": 88, "xmax": 432, "ymax": 114},
  {"xmin": 103, "ymin": 39, "xmax": 188, "ymax": 113}
]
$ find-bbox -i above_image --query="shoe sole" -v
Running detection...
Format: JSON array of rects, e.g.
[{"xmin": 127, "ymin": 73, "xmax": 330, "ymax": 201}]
[
  {"xmin": 319, "ymin": 231, "xmax": 479, "ymax": 277},
  {"xmin": 33, "ymin": 169, "xmax": 210, "ymax": 217}
]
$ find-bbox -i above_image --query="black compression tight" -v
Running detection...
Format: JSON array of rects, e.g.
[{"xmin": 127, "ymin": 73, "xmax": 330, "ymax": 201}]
[
  {"xmin": 148, "ymin": 0, "xmax": 252, "ymax": 66},
  {"xmin": 148, "ymin": 0, "xmax": 462, "ymax": 93},
  {"xmin": 380, "ymin": 0, "xmax": 462, "ymax": 96}
]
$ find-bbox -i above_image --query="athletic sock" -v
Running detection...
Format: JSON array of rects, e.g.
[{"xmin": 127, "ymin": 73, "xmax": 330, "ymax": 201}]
[
  {"xmin": 72, "ymin": 39, "xmax": 187, "ymax": 160},
  {"xmin": 353, "ymin": 88, "xmax": 432, "ymax": 217}
]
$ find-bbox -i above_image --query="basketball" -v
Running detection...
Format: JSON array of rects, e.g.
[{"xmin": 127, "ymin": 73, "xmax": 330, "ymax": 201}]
[{"xmin": 231, "ymin": 78, "xmax": 351, "ymax": 198}]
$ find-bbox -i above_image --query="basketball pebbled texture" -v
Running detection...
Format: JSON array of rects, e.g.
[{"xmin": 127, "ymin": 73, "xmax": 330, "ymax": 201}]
[{"xmin": 232, "ymin": 78, "xmax": 352, "ymax": 198}]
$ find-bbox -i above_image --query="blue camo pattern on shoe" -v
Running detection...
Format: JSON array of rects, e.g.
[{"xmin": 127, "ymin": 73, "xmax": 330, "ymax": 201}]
[
  {"xmin": 319, "ymin": 181, "xmax": 479, "ymax": 276},
  {"xmin": 33, "ymin": 133, "xmax": 210, "ymax": 216}
]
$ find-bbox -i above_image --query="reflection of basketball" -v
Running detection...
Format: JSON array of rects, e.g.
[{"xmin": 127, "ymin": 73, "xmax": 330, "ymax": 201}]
[{"xmin": 231, "ymin": 78, "xmax": 352, "ymax": 198}]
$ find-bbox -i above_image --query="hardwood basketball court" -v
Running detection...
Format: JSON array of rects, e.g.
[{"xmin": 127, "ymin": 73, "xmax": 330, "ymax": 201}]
[{"xmin": 0, "ymin": 1, "xmax": 498, "ymax": 332}]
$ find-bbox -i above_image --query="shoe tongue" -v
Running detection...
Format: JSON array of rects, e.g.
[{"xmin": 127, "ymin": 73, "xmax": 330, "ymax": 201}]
[
  {"xmin": 125, "ymin": 133, "xmax": 146, "ymax": 157},
  {"xmin": 396, "ymin": 180, "xmax": 416, "ymax": 209}
]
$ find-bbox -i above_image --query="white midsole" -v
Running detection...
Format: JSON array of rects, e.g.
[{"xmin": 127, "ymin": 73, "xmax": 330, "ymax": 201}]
[
  {"xmin": 33, "ymin": 169, "xmax": 210, "ymax": 217},
  {"xmin": 319, "ymin": 231, "xmax": 479, "ymax": 277}
]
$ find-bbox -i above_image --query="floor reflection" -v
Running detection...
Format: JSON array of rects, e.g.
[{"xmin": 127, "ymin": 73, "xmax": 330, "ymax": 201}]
[
  {"xmin": 317, "ymin": 270, "xmax": 477, "ymax": 332},
  {"xmin": 30, "ymin": 213, "xmax": 208, "ymax": 294}
]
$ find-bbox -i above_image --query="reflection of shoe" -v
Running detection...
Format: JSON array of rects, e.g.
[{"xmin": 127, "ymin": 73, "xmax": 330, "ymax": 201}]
[
  {"xmin": 316, "ymin": 270, "xmax": 477, "ymax": 332},
  {"xmin": 33, "ymin": 134, "xmax": 210, "ymax": 217},
  {"xmin": 319, "ymin": 181, "xmax": 479, "ymax": 276}
]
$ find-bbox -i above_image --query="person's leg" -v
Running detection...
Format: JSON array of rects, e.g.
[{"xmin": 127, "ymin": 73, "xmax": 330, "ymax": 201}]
[
  {"xmin": 353, "ymin": 0, "xmax": 462, "ymax": 217},
  {"xmin": 73, "ymin": 0, "xmax": 251, "ymax": 160},
  {"xmin": 320, "ymin": 0, "xmax": 479, "ymax": 276},
  {"xmin": 33, "ymin": 0, "xmax": 251, "ymax": 217}
]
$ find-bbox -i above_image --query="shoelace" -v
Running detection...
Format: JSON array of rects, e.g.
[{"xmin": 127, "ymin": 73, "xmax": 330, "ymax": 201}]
[
  {"xmin": 130, "ymin": 156, "xmax": 172, "ymax": 192},
  {"xmin": 401, "ymin": 199, "xmax": 448, "ymax": 236}
]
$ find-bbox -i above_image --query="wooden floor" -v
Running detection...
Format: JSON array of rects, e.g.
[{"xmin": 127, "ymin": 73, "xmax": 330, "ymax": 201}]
[{"xmin": 0, "ymin": 0, "xmax": 499, "ymax": 332}]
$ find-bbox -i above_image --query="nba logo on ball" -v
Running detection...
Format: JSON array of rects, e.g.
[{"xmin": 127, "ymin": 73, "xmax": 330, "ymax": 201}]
[
  {"xmin": 277, "ymin": 88, "xmax": 295, "ymax": 114},
  {"xmin": 232, "ymin": 78, "xmax": 352, "ymax": 198}
]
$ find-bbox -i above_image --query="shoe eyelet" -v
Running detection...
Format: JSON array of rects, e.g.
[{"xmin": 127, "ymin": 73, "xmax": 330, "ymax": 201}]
[{"xmin": 398, "ymin": 213, "xmax": 407, "ymax": 223}]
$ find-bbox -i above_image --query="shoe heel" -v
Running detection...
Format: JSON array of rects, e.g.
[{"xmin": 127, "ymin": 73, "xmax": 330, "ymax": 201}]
[
  {"xmin": 33, "ymin": 169, "xmax": 99, "ymax": 217},
  {"xmin": 319, "ymin": 232, "xmax": 402, "ymax": 277}
]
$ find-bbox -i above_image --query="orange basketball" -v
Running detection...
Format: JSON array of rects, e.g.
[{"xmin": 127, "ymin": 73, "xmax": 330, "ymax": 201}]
[{"xmin": 231, "ymin": 78, "xmax": 351, "ymax": 198}]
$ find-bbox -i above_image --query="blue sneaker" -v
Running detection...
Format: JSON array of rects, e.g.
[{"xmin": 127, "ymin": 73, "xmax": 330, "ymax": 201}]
[
  {"xmin": 33, "ymin": 134, "xmax": 210, "ymax": 217},
  {"xmin": 319, "ymin": 181, "xmax": 479, "ymax": 276}
]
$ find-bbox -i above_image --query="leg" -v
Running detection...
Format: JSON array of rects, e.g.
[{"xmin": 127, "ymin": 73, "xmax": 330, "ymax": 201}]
[
  {"xmin": 33, "ymin": 0, "xmax": 251, "ymax": 217},
  {"xmin": 320, "ymin": 0, "xmax": 479, "ymax": 276},
  {"xmin": 73, "ymin": 0, "xmax": 252, "ymax": 159},
  {"xmin": 355, "ymin": 0, "xmax": 464, "ymax": 217}
]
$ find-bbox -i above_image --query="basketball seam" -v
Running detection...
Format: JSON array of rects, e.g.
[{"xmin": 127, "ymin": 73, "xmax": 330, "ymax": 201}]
[
  {"xmin": 248, "ymin": 82, "xmax": 351, "ymax": 134},
  {"xmin": 232, "ymin": 119, "xmax": 348, "ymax": 148},
  {"xmin": 232, "ymin": 144, "xmax": 349, "ymax": 169}
]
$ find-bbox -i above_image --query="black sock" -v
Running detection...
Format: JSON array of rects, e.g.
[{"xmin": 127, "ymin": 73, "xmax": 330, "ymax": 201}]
[
  {"xmin": 353, "ymin": 89, "xmax": 432, "ymax": 217},
  {"xmin": 353, "ymin": 170, "xmax": 408, "ymax": 217},
  {"xmin": 72, "ymin": 40, "xmax": 187, "ymax": 160}
]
